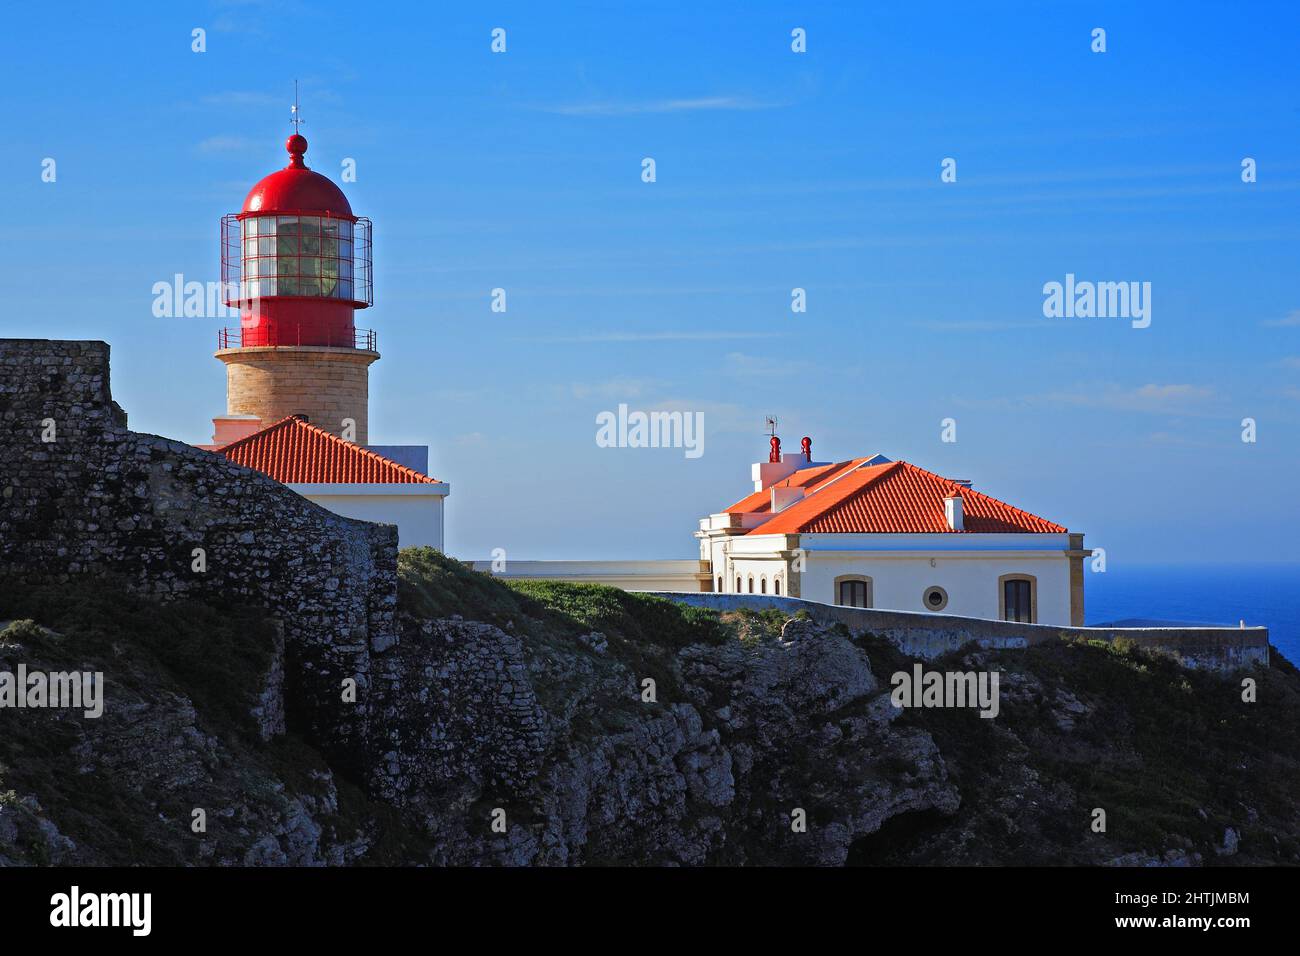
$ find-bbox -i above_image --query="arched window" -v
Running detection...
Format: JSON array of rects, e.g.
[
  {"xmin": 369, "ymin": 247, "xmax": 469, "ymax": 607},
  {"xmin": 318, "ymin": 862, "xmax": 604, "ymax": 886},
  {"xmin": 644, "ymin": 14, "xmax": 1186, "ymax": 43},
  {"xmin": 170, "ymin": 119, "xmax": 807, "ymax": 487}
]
[
  {"xmin": 774, "ymin": 577, "xmax": 782, "ymax": 595},
  {"xmin": 760, "ymin": 577, "xmax": 767, "ymax": 594},
  {"xmin": 716, "ymin": 576, "xmax": 723, "ymax": 593},
  {"xmin": 1000, "ymin": 574, "xmax": 1038, "ymax": 623},
  {"xmin": 834, "ymin": 575, "xmax": 873, "ymax": 608},
  {"xmin": 747, "ymin": 576, "xmax": 755, "ymax": 593},
  {"xmin": 736, "ymin": 576, "xmax": 742, "ymax": 593}
]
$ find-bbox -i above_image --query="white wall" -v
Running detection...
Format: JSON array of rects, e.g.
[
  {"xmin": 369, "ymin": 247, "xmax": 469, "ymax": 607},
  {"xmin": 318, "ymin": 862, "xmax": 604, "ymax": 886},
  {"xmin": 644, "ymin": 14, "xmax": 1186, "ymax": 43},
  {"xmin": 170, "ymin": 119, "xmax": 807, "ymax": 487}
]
[
  {"xmin": 713, "ymin": 532, "xmax": 1073, "ymax": 624},
  {"xmin": 291, "ymin": 483, "xmax": 447, "ymax": 550},
  {"xmin": 799, "ymin": 551, "xmax": 1071, "ymax": 624},
  {"xmin": 467, "ymin": 559, "xmax": 705, "ymax": 592}
]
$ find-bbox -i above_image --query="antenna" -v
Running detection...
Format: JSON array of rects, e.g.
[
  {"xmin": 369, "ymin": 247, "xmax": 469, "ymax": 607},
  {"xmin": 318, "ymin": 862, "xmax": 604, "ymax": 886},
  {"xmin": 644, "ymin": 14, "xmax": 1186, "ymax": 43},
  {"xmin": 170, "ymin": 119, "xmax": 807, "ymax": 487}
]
[
  {"xmin": 290, "ymin": 80, "xmax": 303, "ymax": 133},
  {"xmin": 765, "ymin": 416, "xmax": 778, "ymax": 437}
]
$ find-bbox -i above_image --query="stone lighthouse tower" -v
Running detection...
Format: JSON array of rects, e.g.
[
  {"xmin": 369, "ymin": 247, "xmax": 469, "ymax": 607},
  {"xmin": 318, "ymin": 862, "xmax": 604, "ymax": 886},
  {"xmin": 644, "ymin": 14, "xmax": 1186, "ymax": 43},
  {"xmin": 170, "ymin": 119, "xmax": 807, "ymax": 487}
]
[{"xmin": 212, "ymin": 131, "xmax": 376, "ymax": 445}]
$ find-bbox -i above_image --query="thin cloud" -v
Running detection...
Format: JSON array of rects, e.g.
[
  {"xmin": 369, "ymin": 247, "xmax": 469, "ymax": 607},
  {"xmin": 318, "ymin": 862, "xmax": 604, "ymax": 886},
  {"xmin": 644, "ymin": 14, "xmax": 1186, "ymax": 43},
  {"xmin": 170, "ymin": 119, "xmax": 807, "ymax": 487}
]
[
  {"xmin": 543, "ymin": 95, "xmax": 781, "ymax": 117},
  {"xmin": 1263, "ymin": 309, "xmax": 1300, "ymax": 327},
  {"xmin": 514, "ymin": 331, "xmax": 781, "ymax": 344},
  {"xmin": 569, "ymin": 377, "xmax": 667, "ymax": 400},
  {"xmin": 960, "ymin": 383, "xmax": 1218, "ymax": 416},
  {"xmin": 723, "ymin": 352, "xmax": 809, "ymax": 377},
  {"xmin": 1041, "ymin": 383, "xmax": 1216, "ymax": 413},
  {"xmin": 913, "ymin": 319, "xmax": 1058, "ymax": 332}
]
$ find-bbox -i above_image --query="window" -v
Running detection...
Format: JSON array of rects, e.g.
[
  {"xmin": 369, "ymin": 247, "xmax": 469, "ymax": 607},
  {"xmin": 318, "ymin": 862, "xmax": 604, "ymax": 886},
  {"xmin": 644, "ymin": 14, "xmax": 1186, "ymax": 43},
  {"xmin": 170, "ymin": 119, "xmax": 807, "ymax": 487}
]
[
  {"xmin": 747, "ymin": 576, "xmax": 754, "ymax": 593},
  {"xmin": 837, "ymin": 577, "xmax": 872, "ymax": 608},
  {"xmin": 760, "ymin": 577, "xmax": 767, "ymax": 594},
  {"xmin": 1001, "ymin": 575, "xmax": 1037, "ymax": 623},
  {"xmin": 241, "ymin": 214, "xmax": 356, "ymax": 301},
  {"xmin": 716, "ymin": 576, "xmax": 723, "ymax": 593},
  {"xmin": 736, "ymin": 576, "xmax": 742, "ymax": 593},
  {"xmin": 773, "ymin": 577, "xmax": 782, "ymax": 595},
  {"xmin": 923, "ymin": 586, "xmax": 949, "ymax": 612}
]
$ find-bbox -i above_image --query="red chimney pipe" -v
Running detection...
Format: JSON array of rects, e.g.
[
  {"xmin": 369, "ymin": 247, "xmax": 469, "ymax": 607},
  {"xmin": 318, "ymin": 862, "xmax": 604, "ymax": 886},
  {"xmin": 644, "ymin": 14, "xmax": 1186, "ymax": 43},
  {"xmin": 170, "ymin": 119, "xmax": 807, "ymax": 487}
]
[
  {"xmin": 769, "ymin": 435, "xmax": 781, "ymax": 463},
  {"xmin": 801, "ymin": 436, "xmax": 812, "ymax": 462}
]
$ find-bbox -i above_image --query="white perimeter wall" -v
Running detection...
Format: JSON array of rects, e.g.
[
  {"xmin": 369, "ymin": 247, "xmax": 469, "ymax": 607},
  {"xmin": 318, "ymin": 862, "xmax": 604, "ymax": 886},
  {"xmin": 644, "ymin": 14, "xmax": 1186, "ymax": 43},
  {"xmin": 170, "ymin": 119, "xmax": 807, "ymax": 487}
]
[{"xmin": 467, "ymin": 560, "xmax": 705, "ymax": 592}]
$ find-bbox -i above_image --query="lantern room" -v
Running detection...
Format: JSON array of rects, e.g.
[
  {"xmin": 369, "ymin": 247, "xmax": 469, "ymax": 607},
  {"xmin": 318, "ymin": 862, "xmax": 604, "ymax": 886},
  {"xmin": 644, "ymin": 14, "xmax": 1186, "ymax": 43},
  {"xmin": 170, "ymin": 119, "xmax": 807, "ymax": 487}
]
[{"xmin": 220, "ymin": 133, "xmax": 373, "ymax": 349}]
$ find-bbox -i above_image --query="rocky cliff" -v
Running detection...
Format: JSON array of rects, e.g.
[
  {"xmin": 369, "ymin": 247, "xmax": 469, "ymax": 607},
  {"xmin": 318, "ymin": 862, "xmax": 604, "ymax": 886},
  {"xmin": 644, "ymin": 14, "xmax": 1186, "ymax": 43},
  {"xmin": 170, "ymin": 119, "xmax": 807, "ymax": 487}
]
[{"xmin": 2, "ymin": 551, "xmax": 1297, "ymax": 866}]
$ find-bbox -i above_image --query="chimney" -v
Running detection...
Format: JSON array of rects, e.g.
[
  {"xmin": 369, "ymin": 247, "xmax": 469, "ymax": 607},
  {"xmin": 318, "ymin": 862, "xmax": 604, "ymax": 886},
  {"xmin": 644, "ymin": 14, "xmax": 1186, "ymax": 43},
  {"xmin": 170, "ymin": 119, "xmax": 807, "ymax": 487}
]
[
  {"xmin": 944, "ymin": 494, "xmax": 964, "ymax": 531},
  {"xmin": 801, "ymin": 436, "xmax": 812, "ymax": 462},
  {"xmin": 752, "ymin": 433, "xmax": 802, "ymax": 490}
]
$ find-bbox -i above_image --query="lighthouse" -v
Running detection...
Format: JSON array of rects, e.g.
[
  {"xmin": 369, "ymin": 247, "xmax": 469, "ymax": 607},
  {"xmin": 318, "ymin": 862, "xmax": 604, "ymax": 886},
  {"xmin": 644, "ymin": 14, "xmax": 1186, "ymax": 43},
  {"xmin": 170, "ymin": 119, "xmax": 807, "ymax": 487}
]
[
  {"xmin": 212, "ymin": 131, "xmax": 377, "ymax": 444},
  {"xmin": 203, "ymin": 123, "xmax": 450, "ymax": 550}
]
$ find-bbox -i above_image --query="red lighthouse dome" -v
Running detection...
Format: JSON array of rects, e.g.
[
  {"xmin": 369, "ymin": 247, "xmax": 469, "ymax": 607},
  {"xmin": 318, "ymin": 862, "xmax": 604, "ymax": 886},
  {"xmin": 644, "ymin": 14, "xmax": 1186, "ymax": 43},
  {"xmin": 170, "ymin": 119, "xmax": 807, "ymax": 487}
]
[
  {"xmin": 220, "ymin": 133, "xmax": 373, "ymax": 349},
  {"xmin": 241, "ymin": 135, "xmax": 354, "ymax": 218}
]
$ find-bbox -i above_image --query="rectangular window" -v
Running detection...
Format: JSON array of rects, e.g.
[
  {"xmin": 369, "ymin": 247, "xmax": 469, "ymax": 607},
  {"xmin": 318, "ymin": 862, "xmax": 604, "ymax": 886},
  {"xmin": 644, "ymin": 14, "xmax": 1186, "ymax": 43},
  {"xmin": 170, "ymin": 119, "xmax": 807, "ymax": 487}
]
[
  {"xmin": 839, "ymin": 580, "xmax": 870, "ymax": 608},
  {"xmin": 1004, "ymin": 579, "xmax": 1033, "ymax": 623}
]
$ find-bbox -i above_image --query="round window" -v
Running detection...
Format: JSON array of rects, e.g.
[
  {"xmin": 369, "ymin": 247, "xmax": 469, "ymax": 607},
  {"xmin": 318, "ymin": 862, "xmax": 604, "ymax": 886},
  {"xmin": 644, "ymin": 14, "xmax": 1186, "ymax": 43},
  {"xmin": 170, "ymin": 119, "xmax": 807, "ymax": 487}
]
[{"xmin": 923, "ymin": 586, "xmax": 949, "ymax": 611}]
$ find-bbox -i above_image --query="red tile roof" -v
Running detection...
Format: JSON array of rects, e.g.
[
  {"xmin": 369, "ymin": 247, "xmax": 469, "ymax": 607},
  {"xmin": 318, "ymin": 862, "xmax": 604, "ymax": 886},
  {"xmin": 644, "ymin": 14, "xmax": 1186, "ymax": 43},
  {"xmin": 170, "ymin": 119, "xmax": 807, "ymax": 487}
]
[
  {"xmin": 218, "ymin": 415, "xmax": 440, "ymax": 484},
  {"xmin": 731, "ymin": 459, "xmax": 1066, "ymax": 534}
]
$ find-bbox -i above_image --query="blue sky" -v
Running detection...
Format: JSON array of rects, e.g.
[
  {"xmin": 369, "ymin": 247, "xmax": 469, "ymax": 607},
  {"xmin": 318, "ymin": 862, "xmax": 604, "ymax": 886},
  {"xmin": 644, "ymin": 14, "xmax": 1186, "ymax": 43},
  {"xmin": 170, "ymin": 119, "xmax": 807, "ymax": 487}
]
[{"xmin": 3, "ymin": 1, "xmax": 1299, "ymax": 563}]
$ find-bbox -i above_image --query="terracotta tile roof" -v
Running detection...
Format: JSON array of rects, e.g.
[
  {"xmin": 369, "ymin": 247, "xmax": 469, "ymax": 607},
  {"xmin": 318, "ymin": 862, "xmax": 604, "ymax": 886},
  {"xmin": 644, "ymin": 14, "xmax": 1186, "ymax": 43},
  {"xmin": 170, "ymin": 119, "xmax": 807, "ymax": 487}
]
[
  {"xmin": 218, "ymin": 415, "xmax": 440, "ymax": 484},
  {"xmin": 735, "ymin": 459, "xmax": 1066, "ymax": 534}
]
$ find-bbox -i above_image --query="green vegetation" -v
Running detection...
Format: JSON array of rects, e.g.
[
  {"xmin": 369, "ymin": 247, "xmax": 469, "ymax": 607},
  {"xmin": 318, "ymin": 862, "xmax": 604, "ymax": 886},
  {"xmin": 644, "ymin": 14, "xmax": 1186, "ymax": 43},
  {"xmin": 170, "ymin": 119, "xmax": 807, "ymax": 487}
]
[
  {"xmin": 398, "ymin": 547, "xmax": 729, "ymax": 649},
  {"xmin": 882, "ymin": 637, "xmax": 1300, "ymax": 864},
  {"xmin": 0, "ymin": 575, "xmax": 401, "ymax": 865},
  {"xmin": 0, "ymin": 575, "xmax": 276, "ymax": 735}
]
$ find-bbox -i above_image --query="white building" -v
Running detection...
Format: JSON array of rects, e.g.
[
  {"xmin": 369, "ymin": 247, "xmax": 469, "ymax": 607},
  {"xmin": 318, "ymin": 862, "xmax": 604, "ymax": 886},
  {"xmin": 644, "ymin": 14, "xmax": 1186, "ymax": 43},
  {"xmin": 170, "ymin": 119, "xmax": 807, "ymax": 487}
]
[
  {"xmin": 695, "ymin": 440, "xmax": 1088, "ymax": 626},
  {"xmin": 213, "ymin": 414, "xmax": 449, "ymax": 549}
]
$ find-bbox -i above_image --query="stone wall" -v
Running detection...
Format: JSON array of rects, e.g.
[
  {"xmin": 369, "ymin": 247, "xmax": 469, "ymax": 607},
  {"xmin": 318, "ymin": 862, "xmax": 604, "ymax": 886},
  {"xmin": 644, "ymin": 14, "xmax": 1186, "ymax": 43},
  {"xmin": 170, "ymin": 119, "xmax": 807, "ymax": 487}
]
[
  {"xmin": 655, "ymin": 592, "xmax": 1270, "ymax": 672},
  {"xmin": 0, "ymin": 338, "xmax": 396, "ymax": 777}
]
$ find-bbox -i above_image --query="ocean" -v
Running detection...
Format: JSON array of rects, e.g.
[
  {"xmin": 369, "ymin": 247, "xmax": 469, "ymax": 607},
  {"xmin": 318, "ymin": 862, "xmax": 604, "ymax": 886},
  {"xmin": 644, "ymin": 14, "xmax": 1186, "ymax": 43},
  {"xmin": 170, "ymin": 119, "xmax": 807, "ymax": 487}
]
[{"xmin": 1085, "ymin": 564, "xmax": 1300, "ymax": 665}]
